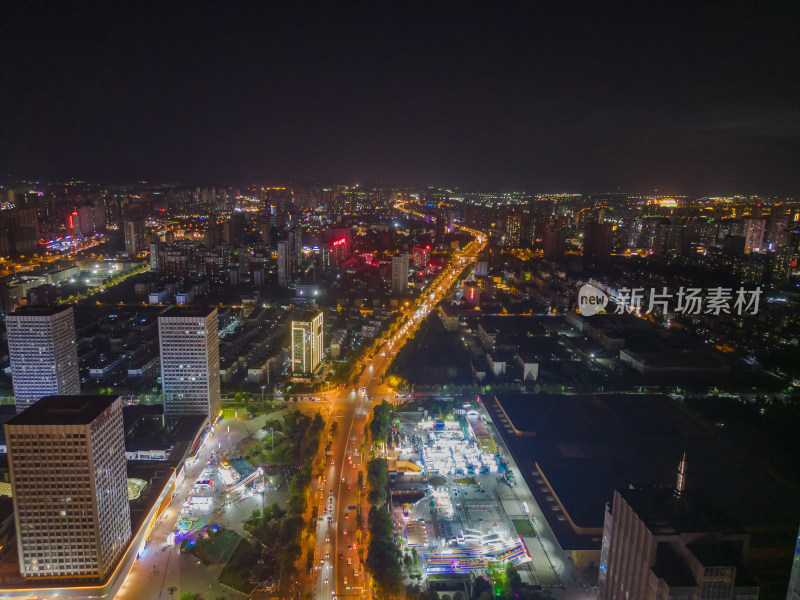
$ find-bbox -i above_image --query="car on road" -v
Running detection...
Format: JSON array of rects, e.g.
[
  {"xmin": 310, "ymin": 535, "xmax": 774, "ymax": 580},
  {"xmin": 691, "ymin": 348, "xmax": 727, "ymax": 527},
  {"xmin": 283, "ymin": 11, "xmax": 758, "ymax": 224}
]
[
  {"xmin": 347, "ymin": 558, "xmax": 352, "ymax": 566},
  {"xmin": 338, "ymin": 553, "xmax": 343, "ymax": 559}
]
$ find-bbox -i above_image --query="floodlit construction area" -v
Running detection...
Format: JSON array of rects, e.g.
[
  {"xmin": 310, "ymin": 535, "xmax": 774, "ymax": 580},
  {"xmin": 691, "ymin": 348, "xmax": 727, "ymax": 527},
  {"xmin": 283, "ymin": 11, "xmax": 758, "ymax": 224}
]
[{"xmin": 392, "ymin": 407, "xmax": 535, "ymax": 580}]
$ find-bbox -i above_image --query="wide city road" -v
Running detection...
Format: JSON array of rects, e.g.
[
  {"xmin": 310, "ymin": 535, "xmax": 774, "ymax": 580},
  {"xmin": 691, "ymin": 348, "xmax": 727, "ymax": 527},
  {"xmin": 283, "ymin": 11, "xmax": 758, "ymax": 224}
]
[{"xmin": 312, "ymin": 204, "xmax": 486, "ymax": 599}]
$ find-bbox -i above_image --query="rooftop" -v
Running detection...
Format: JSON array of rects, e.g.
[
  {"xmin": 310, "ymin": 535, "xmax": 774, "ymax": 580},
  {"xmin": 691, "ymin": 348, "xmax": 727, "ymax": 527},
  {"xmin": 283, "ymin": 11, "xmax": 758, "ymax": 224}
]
[
  {"xmin": 618, "ymin": 488, "xmax": 741, "ymax": 536},
  {"xmin": 8, "ymin": 305, "xmax": 72, "ymax": 318},
  {"xmin": 488, "ymin": 393, "xmax": 800, "ymax": 551},
  {"xmin": 8, "ymin": 395, "xmax": 118, "ymax": 426},
  {"xmin": 160, "ymin": 306, "xmax": 216, "ymax": 319},
  {"xmin": 651, "ymin": 542, "xmax": 697, "ymax": 588},
  {"xmin": 294, "ymin": 308, "xmax": 323, "ymax": 323}
]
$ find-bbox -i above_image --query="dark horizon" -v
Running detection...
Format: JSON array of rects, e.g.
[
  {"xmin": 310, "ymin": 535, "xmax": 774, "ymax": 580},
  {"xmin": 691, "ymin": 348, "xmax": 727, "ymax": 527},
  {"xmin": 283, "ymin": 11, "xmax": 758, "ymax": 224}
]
[{"xmin": 2, "ymin": 1, "xmax": 799, "ymax": 196}]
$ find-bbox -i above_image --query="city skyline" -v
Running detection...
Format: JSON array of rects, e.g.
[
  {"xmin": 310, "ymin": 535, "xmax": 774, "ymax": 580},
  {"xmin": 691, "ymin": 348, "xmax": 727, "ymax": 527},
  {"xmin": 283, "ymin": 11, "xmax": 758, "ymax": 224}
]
[{"xmin": 0, "ymin": 2, "xmax": 798, "ymax": 599}]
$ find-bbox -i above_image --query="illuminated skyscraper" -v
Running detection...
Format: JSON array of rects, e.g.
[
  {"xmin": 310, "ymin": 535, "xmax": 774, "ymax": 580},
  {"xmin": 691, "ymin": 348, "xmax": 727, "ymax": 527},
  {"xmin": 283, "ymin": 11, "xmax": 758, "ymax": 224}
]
[
  {"xmin": 158, "ymin": 307, "xmax": 221, "ymax": 419},
  {"xmin": 5, "ymin": 395, "xmax": 131, "ymax": 581},
  {"xmin": 744, "ymin": 218, "xmax": 766, "ymax": 253},
  {"xmin": 392, "ymin": 252, "xmax": 409, "ymax": 294},
  {"xmin": 291, "ymin": 310, "xmax": 324, "ymax": 374},
  {"xmin": 6, "ymin": 305, "xmax": 80, "ymax": 413},
  {"xmin": 505, "ymin": 213, "xmax": 524, "ymax": 248}
]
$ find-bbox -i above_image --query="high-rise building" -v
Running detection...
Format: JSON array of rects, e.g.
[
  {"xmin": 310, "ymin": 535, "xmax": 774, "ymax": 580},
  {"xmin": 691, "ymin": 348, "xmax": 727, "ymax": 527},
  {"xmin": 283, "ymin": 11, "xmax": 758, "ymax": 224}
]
[
  {"xmin": 723, "ymin": 234, "xmax": 747, "ymax": 255},
  {"xmin": 321, "ymin": 238, "xmax": 347, "ymax": 273},
  {"xmin": 744, "ymin": 218, "xmax": 766, "ymax": 253},
  {"xmin": 412, "ymin": 246, "xmax": 431, "ymax": 269},
  {"xmin": 68, "ymin": 204, "xmax": 106, "ymax": 237},
  {"xmin": 6, "ymin": 306, "xmax": 80, "ymax": 413},
  {"xmin": 291, "ymin": 310, "xmax": 324, "ymax": 374},
  {"xmin": 771, "ymin": 246, "xmax": 797, "ymax": 284},
  {"xmin": 0, "ymin": 208, "xmax": 40, "ymax": 256},
  {"xmin": 158, "ymin": 307, "xmax": 221, "ymax": 419},
  {"xmin": 149, "ymin": 242, "xmax": 160, "ymax": 270},
  {"xmin": 222, "ymin": 212, "xmax": 245, "ymax": 247},
  {"xmin": 505, "ymin": 213, "xmax": 524, "ymax": 248},
  {"xmin": 392, "ymin": 252, "xmax": 409, "ymax": 294},
  {"xmin": 5, "ymin": 395, "xmax": 131, "ymax": 581},
  {"xmin": 436, "ymin": 207, "xmax": 448, "ymax": 240},
  {"xmin": 277, "ymin": 239, "xmax": 292, "ymax": 286},
  {"xmin": 787, "ymin": 524, "xmax": 800, "ymax": 600},
  {"xmin": 203, "ymin": 221, "xmax": 222, "ymax": 250},
  {"xmin": 123, "ymin": 219, "xmax": 146, "ymax": 254},
  {"xmin": 291, "ymin": 227, "xmax": 303, "ymax": 275},
  {"xmin": 257, "ymin": 214, "xmax": 271, "ymax": 245},
  {"xmin": 583, "ymin": 222, "xmax": 613, "ymax": 269},
  {"xmin": 543, "ymin": 228, "xmax": 566, "ymax": 261},
  {"xmin": 600, "ymin": 472, "xmax": 759, "ymax": 600}
]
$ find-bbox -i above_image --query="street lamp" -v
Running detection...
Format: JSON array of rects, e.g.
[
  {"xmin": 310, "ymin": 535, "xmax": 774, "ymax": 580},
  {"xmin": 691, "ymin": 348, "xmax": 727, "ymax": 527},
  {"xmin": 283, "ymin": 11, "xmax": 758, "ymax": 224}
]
[{"xmin": 261, "ymin": 385, "xmax": 265, "ymax": 403}]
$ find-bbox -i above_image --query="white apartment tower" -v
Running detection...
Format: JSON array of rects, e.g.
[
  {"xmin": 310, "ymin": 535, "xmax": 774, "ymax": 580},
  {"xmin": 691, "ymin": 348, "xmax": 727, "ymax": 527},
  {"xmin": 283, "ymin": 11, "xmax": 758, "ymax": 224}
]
[
  {"xmin": 6, "ymin": 306, "xmax": 80, "ymax": 413},
  {"xmin": 391, "ymin": 252, "xmax": 409, "ymax": 294},
  {"xmin": 158, "ymin": 307, "xmax": 221, "ymax": 419},
  {"xmin": 291, "ymin": 309, "xmax": 324, "ymax": 374},
  {"xmin": 5, "ymin": 395, "xmax": 131, "ymax": 581}
]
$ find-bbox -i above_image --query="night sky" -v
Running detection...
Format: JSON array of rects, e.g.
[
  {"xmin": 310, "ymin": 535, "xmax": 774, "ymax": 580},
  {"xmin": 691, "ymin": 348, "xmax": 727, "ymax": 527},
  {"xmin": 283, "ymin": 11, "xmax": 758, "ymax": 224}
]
[{"xmin": 1, "ymin": 1, "xmax": 799, "ymax": 194}]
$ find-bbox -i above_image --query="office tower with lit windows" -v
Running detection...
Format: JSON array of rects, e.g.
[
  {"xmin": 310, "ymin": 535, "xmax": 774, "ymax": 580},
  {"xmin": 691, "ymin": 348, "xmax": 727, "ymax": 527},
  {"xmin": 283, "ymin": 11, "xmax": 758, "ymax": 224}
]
[
  {"xmin": 392, "ymin": 252, "xmax": 409, "ymax": 294},
  {"xmin": 5, "ymin": 395, "xmax": 131, "ymax": 581},
  {"xmin": 158, "ymin": 307, "xmax": 221, "ymax": 419},
  {"xmin": 291, "ymin": 309, "xmax": 324, "ymax": 374},
  {"xmin": 7, "ymin": 305, "xmax": 80, "ymax": 413}
]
